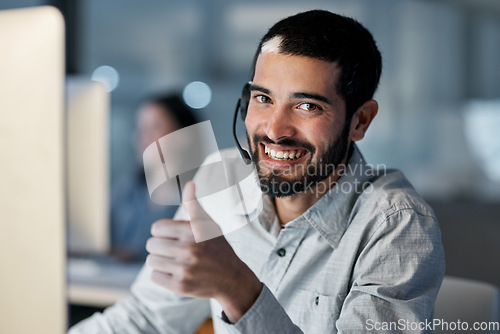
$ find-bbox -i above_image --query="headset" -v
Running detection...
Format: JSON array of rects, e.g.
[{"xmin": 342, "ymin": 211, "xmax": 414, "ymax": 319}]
[
  {"xmin": 232, "ymin": 23, "xmax": 379, "ymax": 167},
  {"xmin": 232, "ymin": 81, "xmax": 252, "ymax": 165}
]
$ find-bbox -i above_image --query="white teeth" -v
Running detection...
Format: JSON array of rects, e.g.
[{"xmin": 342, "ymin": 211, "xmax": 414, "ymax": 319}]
[{"xmin": 263, "ymin": 145, "xmax": 304, "ymax": 161}]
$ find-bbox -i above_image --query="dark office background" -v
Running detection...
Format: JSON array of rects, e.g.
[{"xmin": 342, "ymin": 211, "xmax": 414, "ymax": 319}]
[{"xmin": 2, "ymin": 0, "xmax": 499, "ymax": 286}]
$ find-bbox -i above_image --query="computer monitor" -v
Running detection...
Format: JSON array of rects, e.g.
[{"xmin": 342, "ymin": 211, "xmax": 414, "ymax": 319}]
[
  {"xmin": 0, "ymin": 6, "xmax": 67, "ymax": 334},
  {"xmin": 66, "ymin": 77, "xmax": 110, "ymax": 255}
]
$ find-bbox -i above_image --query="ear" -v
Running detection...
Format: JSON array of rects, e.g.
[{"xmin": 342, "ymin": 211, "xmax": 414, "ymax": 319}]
[{"xmin": 349, "ymin": 99, "xmax": 378, "ymax": 142}]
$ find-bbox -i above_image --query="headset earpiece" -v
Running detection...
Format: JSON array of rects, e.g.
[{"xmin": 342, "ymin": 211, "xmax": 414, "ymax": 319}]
[
  {"xmin": 239, "ymin": 82, "xmax": 251, "ymax": 120},
  {"xmin": 232, "ymin": 81, "xmax": 253, "ymax": 165}
]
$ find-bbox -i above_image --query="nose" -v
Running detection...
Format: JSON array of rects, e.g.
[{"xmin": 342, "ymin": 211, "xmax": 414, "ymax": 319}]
[{"xmin": 264, "ymin": 106, "xmax": 296, "ymax": 142}]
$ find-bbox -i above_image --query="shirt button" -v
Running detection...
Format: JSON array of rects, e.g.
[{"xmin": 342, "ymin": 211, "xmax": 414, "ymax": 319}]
[{"xmin": 277, "ymin": 248, "xmax": 286, "ymax": 257}]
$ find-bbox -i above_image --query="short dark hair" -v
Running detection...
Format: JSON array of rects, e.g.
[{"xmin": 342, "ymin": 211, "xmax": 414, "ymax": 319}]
[
  {"xmin": 142, "ymin": 93, "xmax": 198, "ymax": 129},
  {"xmin": 252, "ymin": 10, "xmax": 382, "ymax": 119}
]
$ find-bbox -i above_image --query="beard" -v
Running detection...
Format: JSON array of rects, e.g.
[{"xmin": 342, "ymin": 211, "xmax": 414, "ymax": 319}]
[{"xmin": 248, "ymin": 120, "xmax": 351, "ymax": 198}]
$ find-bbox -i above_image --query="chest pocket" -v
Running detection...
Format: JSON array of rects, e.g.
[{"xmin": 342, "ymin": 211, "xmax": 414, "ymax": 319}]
[{"xmin": 284, "ymin": 289, "xmax": 346, "ymax": 333}]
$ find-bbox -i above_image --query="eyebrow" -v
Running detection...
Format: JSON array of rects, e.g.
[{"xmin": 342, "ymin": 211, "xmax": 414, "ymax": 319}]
[
  {"xmin": 250, "ymin": 84, "xmax": 331, "ymax": 105},
  {"xmin": 293, "ymin": 92, "xmax": 331, "ymax": 104},
  {"xmin": 250, "ymin": 85, "xmax": 270, "ymax": 95}
]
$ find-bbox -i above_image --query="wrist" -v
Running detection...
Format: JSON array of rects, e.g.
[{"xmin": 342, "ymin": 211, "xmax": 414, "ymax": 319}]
[{"xmin": 216, "ymin": 271, "xmax": 263, "ymax": 323}]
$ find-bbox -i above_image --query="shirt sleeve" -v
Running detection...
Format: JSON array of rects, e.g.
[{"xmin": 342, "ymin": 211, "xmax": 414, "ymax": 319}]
[
  {"xmin": 68, "ymin": 266, "xmax": 210, "ymax": 334},
  {"xmin": 335, "ymin": 207, "xmax": 445, "ymax": 333},
  {"xmin": 68, "ymin": 265, "xmax": 211, "ymax": 334},
  {"xmin": 215, "ymin": 284, "xmax": 304, "ymax": 334},
  {"xmin": 68, "ymin": 205, "xmax": 212, "ymax": 334}
]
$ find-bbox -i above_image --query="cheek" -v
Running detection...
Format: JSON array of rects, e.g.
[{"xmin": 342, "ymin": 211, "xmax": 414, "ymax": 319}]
[
  {"xmin": 244, "ymin": 109, "xmax": 260, "ymax": 135},
  {"xmin": 305, "ymin": 124, "xmax": 337, "ymax": 150},
  {"xmin": 245, "ymin": 101, "xmax": 273, "ymax": 133}
]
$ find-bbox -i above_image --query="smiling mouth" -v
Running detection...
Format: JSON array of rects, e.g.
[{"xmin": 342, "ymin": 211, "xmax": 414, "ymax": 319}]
[{"xmin": 261, "ymin": 143, "xmax": 308, "ymax": 161}]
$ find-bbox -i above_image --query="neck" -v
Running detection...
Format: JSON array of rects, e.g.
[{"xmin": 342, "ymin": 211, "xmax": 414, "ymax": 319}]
[{"xmin": 274, "ymin": 163, "xmax": 346, "ymax": 225}]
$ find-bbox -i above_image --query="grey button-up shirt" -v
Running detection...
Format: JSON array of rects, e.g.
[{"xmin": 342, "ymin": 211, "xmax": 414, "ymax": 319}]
[{"xmin": 70, "ymin": 146, "xmax": 445, "ymax": 333}]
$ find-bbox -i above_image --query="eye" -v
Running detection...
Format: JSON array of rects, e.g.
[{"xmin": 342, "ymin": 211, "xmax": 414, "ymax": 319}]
[
  {"xmin": 297, "ymin": 102, "xmax": 321, "ymax": 112},
  {"xmin": 254, "ymin": 95, "xmax": 272, "ymax": 104}
]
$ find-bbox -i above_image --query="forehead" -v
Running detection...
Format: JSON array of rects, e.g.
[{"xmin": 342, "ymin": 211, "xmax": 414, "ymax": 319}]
[
  {"xmin": 138, "ymin": 103, "xmax": 173, "ymax": 124},
  {"xmin": 253, "ymin": 52, "xmax": 342, "ymax": 102}
]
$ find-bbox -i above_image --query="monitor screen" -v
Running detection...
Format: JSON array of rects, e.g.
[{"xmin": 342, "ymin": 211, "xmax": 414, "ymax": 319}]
[
  {"xmin": 0, "ymin": 6, "xmax": 67, "ymax": 333},
  {"xmin": 66, "ymin": 77, "xmax": 110, "ymax": 255}
]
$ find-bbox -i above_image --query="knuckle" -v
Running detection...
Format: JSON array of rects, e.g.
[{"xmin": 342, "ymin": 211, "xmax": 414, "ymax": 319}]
[
  {"xmin": 194, "ymin": 241, "xmax": 208, "ymax": 256},
  {"xmin": 177, "ymin": 264, "xmax": 189, "ymax": 281},
  {"xmin": 184, "ymin": 250, "xmax": 197, "ymax": 264},
  {"xmin": 176, "ymin": 278, "xmax": 191, "ymax": 294},
  {"xmin": 177, "ymin": 264, "xmax": 195, "ymax": 284},
  {"xmin": 176, "ymin": 269, "xmax": 186, "ymax": 282},
  {"xmin": 186, "ymin": 244, "xmax": 201, "ymax": 262}
]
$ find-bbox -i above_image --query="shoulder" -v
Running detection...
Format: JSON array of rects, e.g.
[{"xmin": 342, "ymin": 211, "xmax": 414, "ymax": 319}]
[
  {"xmin": 358, "ymin": 168, "xmax": 436, "ymax": 220},
  {"xmin": 345, "ymin": 168, "xmax": 442, "ymax": 249},
  {"xmin": 345, "ymin": 169, "xmax": 445, "ymax": 272}
]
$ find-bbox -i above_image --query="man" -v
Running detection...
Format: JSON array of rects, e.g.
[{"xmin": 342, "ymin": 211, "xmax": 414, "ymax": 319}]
[{"xmin": 70, "ymin": 10, "xmax": 444, "ymax": 333}]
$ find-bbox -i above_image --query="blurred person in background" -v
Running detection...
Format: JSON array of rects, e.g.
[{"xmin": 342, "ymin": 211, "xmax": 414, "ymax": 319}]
[{"xmin": 110, "ymin": 93, "xmax": 197, "ymax": 261}]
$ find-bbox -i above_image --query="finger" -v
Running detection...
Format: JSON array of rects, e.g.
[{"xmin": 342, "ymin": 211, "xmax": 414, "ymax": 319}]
[
  {"xmin": 182, "ymin": 181, "xmax": 223, "ymax": 242},
  {"xmin": 145, "ymin": 237, "xmax": 193, "ymax": 262},
  {"xmin": 146, "ymin": 254, "xmax": 186, "ymax": 276},
  {"xmin": 150, "ymin": 270, "xmax": 174, "ymax": 290},
  {"xmin": 150, "ymin": 219, "xmax": 194, "ymax": 242},
  {"xmin": 150, "ymin": 270, "xmax": 187, "ymax": 294}
]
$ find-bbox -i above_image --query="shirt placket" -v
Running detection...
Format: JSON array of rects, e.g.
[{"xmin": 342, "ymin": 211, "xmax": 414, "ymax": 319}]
[{"xmin": 259, "ymin": 221, "xmax": 310, "ymax": 295}]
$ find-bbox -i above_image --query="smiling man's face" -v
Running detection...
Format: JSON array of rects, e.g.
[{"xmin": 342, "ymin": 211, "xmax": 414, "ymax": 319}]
[
  {"xmin": 245, "ymin": 52, "xmax": 350, "ymax": 197},
  {"xmin": 245, "ymin": 51, "xmax": 352, "ymax": 197}
]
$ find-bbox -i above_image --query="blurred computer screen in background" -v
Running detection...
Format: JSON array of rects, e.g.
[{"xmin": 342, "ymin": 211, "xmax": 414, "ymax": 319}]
[{"xmin": 66, "ymin": 77, "xmax": 110, "ymax": 255}]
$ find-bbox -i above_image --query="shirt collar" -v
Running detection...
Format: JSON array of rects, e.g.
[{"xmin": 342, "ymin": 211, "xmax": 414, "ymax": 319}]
[
  {"xmin": 300, "ymin": 144, "xmax": 373, "ymax": 249},
  {"xmin": 239, "ymin": 144, "xmax": 373, "ymax": 248}
]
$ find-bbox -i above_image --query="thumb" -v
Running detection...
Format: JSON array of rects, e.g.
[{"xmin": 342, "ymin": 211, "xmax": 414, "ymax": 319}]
[
  {"xmin": 182, "ymin": 181, "xmax": 223, "ymax": 242},
  {"xmin": 182, "ymin": 181, "xmax": 209, "ymax": 221}
]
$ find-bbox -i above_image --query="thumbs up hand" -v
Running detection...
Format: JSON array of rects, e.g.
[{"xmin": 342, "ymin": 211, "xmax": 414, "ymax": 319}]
[
  {"xmin": 181, "ymin": 181, "xmax": 223, "ymax": 242},
  {"xmin": 146, "ymin": 181, "xmax": 263, "ymax": 323}
]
